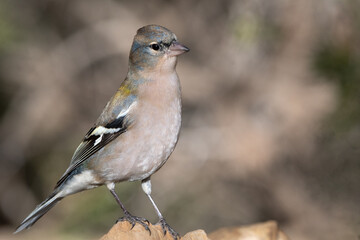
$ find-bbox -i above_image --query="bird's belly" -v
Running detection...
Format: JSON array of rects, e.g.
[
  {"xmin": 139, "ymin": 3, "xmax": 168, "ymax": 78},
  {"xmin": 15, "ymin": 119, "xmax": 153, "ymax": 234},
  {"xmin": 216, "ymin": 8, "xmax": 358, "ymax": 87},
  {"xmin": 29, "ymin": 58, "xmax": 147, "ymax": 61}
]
[{"xmin": 93, "ymin": 99, "xmax": 181, "ymax": 182}]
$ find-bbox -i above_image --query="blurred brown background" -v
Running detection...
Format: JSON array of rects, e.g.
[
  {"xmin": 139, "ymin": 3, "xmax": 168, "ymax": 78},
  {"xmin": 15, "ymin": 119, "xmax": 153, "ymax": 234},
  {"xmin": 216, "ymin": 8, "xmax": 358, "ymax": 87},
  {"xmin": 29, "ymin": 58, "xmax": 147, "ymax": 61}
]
[{"xmin": 0, "ymin": 0, "xmax": 359, "ymax": 239}]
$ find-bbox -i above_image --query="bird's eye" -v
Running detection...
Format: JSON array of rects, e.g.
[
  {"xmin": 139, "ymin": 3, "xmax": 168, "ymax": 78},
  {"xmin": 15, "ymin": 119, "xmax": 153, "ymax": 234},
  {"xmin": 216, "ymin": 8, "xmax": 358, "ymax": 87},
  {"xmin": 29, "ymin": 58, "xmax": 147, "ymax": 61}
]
[{"xmin": 150, "ymin": 43, "xmax": 160, "ymax": 51}]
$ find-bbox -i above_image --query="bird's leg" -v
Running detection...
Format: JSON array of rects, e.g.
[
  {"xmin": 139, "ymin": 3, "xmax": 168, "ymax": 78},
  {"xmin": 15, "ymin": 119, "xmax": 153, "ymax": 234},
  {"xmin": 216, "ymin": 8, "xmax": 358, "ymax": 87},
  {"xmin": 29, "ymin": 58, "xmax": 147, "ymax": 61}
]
[
  {"xmin": 141, "ymin": 178, "xmax": 181, "ymax": 240},
  {"xmin": 107, "ymin": 183, "xmax": 150, "ymax": 234}
]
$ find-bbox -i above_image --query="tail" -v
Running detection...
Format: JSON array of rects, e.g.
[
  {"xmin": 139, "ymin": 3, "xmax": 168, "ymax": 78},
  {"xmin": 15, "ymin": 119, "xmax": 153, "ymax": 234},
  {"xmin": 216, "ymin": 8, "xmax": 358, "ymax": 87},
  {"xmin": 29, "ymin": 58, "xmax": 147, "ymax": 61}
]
[{"xmin": 14, "ymin": 192, "xmax": 63, "ymax": 233}]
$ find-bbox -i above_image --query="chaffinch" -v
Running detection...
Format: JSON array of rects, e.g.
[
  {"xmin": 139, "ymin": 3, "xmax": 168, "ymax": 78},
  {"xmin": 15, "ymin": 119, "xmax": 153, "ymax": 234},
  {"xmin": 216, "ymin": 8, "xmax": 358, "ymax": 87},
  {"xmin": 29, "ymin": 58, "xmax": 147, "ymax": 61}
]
[{"xmin": 15, "ymin": 25, "xmax": 189, "ymax": 239}]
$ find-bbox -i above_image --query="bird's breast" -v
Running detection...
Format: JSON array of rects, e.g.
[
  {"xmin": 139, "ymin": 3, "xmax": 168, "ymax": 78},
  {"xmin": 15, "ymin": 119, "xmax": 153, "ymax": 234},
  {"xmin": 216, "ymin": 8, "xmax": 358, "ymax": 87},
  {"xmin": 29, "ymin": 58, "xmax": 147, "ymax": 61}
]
[
  {"xmin": 129, "ymin": 72, "xmax": 182, "ymax": 179},
  {"xmin": 97, "ymin": 72, "xmax": 182, "ymax": 182}
]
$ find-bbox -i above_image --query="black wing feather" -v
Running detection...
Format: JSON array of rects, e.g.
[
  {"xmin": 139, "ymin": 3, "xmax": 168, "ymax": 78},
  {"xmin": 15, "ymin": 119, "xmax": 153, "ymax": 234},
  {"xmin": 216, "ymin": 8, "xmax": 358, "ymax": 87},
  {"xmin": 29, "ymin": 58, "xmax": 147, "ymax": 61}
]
[{"xmin": 55, "ymin": 116, "xmax": 127, "ymax": 188}]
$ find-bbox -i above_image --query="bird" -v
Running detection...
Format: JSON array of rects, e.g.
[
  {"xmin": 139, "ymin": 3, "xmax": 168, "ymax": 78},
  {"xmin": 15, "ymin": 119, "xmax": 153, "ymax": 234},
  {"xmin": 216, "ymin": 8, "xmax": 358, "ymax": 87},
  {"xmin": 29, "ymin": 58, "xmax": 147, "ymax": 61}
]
[{"xmin": 15, "ymin": 24, "xmax": 189, "ymax": 239}]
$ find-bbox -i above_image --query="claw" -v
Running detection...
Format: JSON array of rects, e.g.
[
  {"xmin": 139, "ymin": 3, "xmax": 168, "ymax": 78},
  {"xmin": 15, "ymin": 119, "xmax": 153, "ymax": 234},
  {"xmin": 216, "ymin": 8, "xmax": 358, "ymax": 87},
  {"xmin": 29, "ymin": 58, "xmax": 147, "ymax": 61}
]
[
  {"xmin": 117, "ymin": 211, "xmax": 151, "ymax": 235},
  {"xmin": 157, "ymin": 218, "xmax": 180, "ymax": 240}
]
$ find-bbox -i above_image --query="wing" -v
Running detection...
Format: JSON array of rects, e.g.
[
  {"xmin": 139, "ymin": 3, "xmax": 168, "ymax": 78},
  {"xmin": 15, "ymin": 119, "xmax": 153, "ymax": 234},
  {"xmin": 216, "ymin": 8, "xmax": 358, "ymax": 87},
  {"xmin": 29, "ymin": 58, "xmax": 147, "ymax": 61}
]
[{"xmin": 55, "ymin": 94, "xmax": 137, "ymax": 189}]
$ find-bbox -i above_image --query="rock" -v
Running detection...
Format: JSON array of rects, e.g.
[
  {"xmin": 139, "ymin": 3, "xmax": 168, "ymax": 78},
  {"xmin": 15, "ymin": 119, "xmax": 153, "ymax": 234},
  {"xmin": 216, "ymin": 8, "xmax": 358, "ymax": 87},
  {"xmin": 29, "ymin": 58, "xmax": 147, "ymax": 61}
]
[
  {"xmin": 209, "ymin": 221, "xmax": 289, "ymax": 240},
  {"xmin": 100, "ymin": 220, "xmax": 289, "ymax": 240},
  {"xmin": 100, "ymin": 221, "xmax": 209, "ymax": 240}
]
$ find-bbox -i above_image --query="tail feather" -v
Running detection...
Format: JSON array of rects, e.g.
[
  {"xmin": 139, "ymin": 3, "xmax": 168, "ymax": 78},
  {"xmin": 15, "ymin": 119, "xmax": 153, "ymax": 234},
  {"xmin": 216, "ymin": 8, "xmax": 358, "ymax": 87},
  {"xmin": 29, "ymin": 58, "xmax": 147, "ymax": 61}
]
[{"xmin": 14, "ymin": 192, "xmax": 63, "ymax": 233}]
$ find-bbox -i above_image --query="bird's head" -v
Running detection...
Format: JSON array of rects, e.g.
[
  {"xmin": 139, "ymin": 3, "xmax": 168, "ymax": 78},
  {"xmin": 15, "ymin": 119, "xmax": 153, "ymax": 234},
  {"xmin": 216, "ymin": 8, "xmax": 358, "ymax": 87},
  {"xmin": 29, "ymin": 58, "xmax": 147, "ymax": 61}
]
[{"xmin": 129, "ymin": 25, "xmax": 189, "ymax": 73}]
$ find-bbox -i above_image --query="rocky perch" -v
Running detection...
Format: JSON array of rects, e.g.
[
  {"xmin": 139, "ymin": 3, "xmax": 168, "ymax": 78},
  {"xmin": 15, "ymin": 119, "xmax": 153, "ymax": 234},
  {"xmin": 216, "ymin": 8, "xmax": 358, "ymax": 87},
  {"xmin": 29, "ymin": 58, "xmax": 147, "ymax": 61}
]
[{"xmin": 101, "ymin": 220, "xmax": 289, "ymax": 240}]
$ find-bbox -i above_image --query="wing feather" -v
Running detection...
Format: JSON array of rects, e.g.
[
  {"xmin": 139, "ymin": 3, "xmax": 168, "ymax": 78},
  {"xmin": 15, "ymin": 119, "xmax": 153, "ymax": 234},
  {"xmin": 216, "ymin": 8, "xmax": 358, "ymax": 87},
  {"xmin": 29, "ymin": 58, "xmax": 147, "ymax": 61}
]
[
  {"xmin": 55, "ymin": 115, "xmax": 128, "ymax": 188},
  {"xmin": 54, "ymin": 85, "xmax": 137, "ymax": 188}
]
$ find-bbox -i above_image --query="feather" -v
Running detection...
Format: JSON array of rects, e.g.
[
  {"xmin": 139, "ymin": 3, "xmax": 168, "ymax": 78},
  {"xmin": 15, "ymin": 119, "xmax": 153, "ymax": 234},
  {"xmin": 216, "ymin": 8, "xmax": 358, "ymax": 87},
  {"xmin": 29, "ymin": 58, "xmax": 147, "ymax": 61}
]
[
  {"xmin": 14, "ymin": 192, "xmax": 63, "ymax": 233},
  {"xmin": 55, "ymin": 99, "xmax": 137, "ymax": 189}
]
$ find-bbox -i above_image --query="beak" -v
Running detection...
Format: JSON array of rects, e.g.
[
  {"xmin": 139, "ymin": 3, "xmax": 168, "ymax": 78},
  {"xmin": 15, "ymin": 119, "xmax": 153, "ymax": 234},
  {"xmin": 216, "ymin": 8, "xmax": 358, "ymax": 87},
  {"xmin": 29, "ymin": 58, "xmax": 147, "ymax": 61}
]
[{"xmin": 168, "ymin": 41, "xmax": 190, "ymax": 56}]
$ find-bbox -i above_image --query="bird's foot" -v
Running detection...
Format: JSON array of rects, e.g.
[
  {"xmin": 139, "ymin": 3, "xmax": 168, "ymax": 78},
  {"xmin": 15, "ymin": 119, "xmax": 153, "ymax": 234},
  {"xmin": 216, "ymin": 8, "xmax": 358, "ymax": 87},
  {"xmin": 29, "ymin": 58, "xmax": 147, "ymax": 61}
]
[
  {"xmin": 116, "ymin": 211, "xmax": 151, "ymax": 234},
  {"xmin": 156, "ymin": 218, "xmax": 181, "ymax": 240}
]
